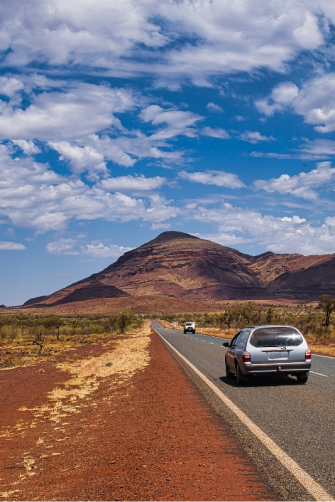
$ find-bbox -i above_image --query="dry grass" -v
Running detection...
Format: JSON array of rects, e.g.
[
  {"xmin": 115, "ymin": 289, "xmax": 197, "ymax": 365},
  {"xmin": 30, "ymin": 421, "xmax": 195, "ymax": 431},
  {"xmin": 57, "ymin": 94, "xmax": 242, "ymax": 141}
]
[
  {"xmin": 159, "ymin": 320, "xmax": 235, "ymax": 339},
  {"xmin": 0, "ymin": 321, "xmax": 152, "ymax": 496},
  {"xmin": 0, "ymin": 333, "xmax": 107, "ymax": 370},
  {"xmin": 308, "ymin": 342, "xmax": 335, "ymax": 357},
  {"xmin": 160, "ymin": 320, "xmax": 335, "ymax": 356}
]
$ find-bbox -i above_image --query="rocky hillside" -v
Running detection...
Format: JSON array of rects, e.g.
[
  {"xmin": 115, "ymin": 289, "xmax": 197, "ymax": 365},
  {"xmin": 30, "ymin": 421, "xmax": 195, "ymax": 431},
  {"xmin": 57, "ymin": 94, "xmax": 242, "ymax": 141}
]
[{"xmin": 24, "ymin": 231, "xmax": 335, "ymax": 306}]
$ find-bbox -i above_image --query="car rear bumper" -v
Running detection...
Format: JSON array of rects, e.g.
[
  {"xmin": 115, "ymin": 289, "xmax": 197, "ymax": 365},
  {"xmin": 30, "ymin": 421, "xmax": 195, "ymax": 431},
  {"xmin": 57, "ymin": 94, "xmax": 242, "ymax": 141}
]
[{"xmin": 241, "ymin": 361, "xmax": 311, "ymax": 375}]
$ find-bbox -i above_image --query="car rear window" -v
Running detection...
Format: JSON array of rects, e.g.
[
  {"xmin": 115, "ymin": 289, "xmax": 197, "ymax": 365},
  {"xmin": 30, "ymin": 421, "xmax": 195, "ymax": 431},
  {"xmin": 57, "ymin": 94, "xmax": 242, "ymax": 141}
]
[{"xmin": 249, "ymin": 327, "xmax": 303, "ymax": 348}]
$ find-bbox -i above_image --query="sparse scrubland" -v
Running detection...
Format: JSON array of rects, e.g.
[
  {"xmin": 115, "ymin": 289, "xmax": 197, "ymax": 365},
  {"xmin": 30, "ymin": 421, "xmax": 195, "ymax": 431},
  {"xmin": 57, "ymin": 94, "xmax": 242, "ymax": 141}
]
[
  {"xmin": 2, "ymin": 296, "xmax": 335, "ymax": 368},
  {"xmin": 0, "ymin": 309, "xmax": 141, "ymax": 368},
  {"xmin": 158, "ymin": 297, "xmax": 335, "ymax": 356}
]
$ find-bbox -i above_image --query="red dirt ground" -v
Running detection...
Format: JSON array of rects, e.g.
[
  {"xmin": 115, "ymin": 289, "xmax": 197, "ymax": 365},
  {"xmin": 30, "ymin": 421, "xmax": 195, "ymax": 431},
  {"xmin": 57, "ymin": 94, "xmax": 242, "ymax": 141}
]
[{"xmin": 0, "ymin": 330, "xmax": 276, "ymax": 501}]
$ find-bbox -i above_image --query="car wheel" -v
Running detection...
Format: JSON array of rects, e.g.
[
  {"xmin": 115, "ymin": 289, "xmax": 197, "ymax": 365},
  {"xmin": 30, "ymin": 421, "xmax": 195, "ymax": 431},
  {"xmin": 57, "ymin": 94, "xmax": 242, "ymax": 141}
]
[
  {"xmin": 184, "ymin": 330, "xmax": 186, "ymax": 334},
  {"xmin": 193, "ymin": 330, "xmax": 195, "ymax": 334},
  {"xmin": 297, "ymin": 372, "xmax": 309, "ymax": 384},
  {"xmin": 225, "ymin": 361, "xmax": 233, "ymax": 379},
  {"xmin": 236, "ymin": 362, "xmax": 248, "ymax": 385}
]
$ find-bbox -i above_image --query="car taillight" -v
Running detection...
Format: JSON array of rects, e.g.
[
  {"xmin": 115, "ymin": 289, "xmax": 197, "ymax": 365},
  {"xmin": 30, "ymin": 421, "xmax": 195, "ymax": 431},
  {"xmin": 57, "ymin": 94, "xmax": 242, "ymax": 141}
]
[
  {"xmin": 305, "ymin": 349, "xmax": 311, "ymax": 361},
  {"xmin": 243, "ymin": 351, "xmax": 251, "ymax": 363}
]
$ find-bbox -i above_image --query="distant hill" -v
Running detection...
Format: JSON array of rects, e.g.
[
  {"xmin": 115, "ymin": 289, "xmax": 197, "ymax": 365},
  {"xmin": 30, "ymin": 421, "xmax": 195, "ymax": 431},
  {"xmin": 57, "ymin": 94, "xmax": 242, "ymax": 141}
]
[{"xmin": 24, "ymin": 231, "xmax": 335, "ymax": 306}]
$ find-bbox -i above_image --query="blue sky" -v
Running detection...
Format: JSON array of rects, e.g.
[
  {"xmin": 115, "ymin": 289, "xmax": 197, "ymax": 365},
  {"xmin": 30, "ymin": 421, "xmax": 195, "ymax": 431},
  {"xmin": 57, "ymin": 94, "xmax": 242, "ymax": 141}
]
[{"xmin": 2, "ymin": 0, "xmax": 335, "ymax": 305}]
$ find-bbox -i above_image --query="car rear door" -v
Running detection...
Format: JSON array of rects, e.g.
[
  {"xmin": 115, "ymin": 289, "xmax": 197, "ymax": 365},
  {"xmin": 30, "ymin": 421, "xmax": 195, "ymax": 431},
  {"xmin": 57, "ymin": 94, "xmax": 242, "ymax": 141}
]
[
  {"xmin": 247, "ymin": 327, "xmax": 304, "ymax": 365},
  {"xmin": 226, "ymin": 332, "xmax": 242, "ymax": 371}
]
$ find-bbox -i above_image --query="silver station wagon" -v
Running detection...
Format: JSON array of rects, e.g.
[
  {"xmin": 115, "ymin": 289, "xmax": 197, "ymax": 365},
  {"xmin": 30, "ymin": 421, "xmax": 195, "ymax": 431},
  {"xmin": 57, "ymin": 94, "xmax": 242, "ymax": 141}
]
[{"xmin": 223, "ymin": 325, "xmax": 311, "ymax": 384}]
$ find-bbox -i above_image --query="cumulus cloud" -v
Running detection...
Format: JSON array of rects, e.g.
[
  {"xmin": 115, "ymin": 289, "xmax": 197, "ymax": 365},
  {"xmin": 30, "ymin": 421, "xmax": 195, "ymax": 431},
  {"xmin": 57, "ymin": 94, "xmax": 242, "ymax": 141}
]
[
  {"xmin": 179, "ymin": 170, "xmax": 245, "ymax": 189},
  {"xmin": 254, "ymin": 162, "xmax": 335, "ymax": 200},
  {"xmin": 0, "ymin": 144, "xmax": 178, "ymax": 232},
  {"xmin": 190, "ymin": 202, "xmax": 335, "ymax": 255},
  {"xmin": 46, "ymin": 238, "xmax": 132, "ymax": 258},
  {"xmin": 256, "ymin": 74, "xmax": 335, "ymax": 134},
  {"xmin": 140, "ymin": 105, "xmax": 202, "ymax": 140},
  {"xmin": 11, "ymin": 139, "xmax": 41, "ymax": 154},
  {"xmin": 293, "ymin": 73, "xmax": 335, "ymax": 133},
  {"xmin": 202, "ymin": 127, "xmax": 230, "ymax": 139},
  {"xmin": 80, "ymin": 243, "xmax": 133, "ymax": 258},
  {"xmin": 0, "ymin": 0, "xmax": 328, "ymax": 84},
  {"xmin": 0, "ymin": 241, "xmax": 26, "ymax": 250},
  {"xmin": 0, "ymin": 83, "xmax": 134, "ymax": 141},
  {"xmin": 298, "ymin": 139, "xmax": 335, "ymax": 159},
  {"xmin": 206, "ymin": 103, "xmax": 224, "ymax": 112},
  {"xmin": 98, "ymin": 175, "xmax": 166, "ymax": 192},
  {"xmin": 150, "ymin": 223, "xmax": 171, "ymax": 230},
  {"xmin": 48, "ymin": 141, "xmax": 107, "ymax": 180},
  {"xmin": 239, "ymin": 131, "xmax": 275, "ymax": 143},
  {"xmin": 0, "ymin": 77, "xmax": 24, "ymax": 98},
  {"xmin": 46, "ymin": 238, "xmax": 78, "ymax": 255},
  {"xmin": 255, "ymin": 82, "xmax": 299, "ymax": 116}
]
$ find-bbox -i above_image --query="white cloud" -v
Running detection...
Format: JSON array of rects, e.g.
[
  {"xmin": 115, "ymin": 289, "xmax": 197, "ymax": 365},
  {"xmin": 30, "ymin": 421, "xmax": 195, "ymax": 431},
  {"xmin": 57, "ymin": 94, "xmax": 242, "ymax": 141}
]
[
  {"xmin": 0, "ymin": 83, "xmax": 135, "ymax": 141},
  {"xmin": 206, "ymin": 102, "xmax": 223, "ymax": 112},
  {"xmin": 256, "ymin": 74, "xmax": 335, "ymax": 135},
  {"xmin": 46, "ymin": 238, "xmax": 78, "ymax": 255},
  {"xmin": 0, "ymin": 144, "xmax": 179, "ymax": 232},
  {"xmin": 179, "ymin": 169, "xmax": 245, "ymax": 189},
  {"xmin": 0, "ymin": 241, "xmax": 26, "ymax": 250},
  {"xmin": 254, "ymin": 162, "xmax": 335, "ymax": 200},
  {"xmin": 48, "ymin": 141, "xmax": 107, "ymax": 180},
  {"xmin": 239, "ymin": 131, "xmax": 275, "ymax": 143},
  {"xmin": 202, "ymin": 127, "xmax": 230, "ymax": 139},
  {"xmin": 293, "ymin": 73, "xmax": 335, "ymax": 133},
  {"xmin": 0, "ymin": 0, "xmax": 328, "ymax": 84},
  {"xmin": 292, "ymin": 12, "xmax": 323, "ymax": 50},
  {"xmin": 150, "ymin": 223, "xmax": 171, "ymax": 230},
  {"xmin": 190, "ymin": 202, "xmax": 335, "ymax": 255},
  {"xmin": 46, "ymin": 237, "xmax": 132, "ymax": 258},
  {"xmin": 325, "ymin": 216, "xmax": 335, "ymax": 227},
  {"xmin": 81, "ymin": 243, "xmax": 133, "ymax": 258},
  {"xmin": 140, "ymin": 105, "xmax": 202, "ymax": 140},
  {"xmin": 98, "ymin": 175, "xmax": 166, "ymax": 192},
  {"xmin": 11, "ymin": 139, "xmax": 41, "ymax": 154},
  {"xmin": 0, "ymin": 77, "xmax": 24, "ymax": 98},
  {"xmin": 255, "ymin": 82, "xmax": 299, "ymax": 116}
]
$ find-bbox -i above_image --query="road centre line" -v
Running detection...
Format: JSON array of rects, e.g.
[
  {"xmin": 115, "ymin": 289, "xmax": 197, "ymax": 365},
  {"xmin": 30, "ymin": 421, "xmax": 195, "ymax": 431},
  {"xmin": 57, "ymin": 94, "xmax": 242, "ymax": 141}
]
[
  {"xmin": 310, "ymin": 371, "xmax": 329, "ymax": 377},
  {"xmin": 154, "ymin": 327, "xmax": 334, "ymax": 502}
]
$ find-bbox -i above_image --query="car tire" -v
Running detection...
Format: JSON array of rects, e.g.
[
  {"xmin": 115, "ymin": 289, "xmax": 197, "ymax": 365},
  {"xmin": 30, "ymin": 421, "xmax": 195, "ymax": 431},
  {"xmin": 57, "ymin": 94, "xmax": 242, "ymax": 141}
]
[
  {"xmin": 236, "ymin": 362, "xmax": 248, "ymax": 385},
  {"xmin": 225, "ymin": 361, "xmax": 233, "ymax": 379},
  {"xmin": 193, "ymin": 330, "xmax": 195, "ymax": 334},
  {"xmin": 296, "ymin": 372, "xmax": 309, "ymax": 384},
  {"xmin": 184, "ymin": 330, "xmax": 186, "ymax": 334}
]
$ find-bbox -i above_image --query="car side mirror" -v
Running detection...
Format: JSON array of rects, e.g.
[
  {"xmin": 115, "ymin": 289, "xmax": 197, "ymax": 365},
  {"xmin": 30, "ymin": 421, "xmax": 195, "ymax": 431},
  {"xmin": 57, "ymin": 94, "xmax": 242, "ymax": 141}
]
[{"xmin": 222, "ymin": 342, "xmax": 230, "ymax": 347}]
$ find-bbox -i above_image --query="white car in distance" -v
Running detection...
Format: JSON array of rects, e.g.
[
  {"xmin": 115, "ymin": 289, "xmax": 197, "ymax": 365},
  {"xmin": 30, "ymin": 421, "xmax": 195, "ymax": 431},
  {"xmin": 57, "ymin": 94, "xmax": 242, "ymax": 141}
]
[{"xmin": 184, "ymin": 322, "xmax": 195, "ymax": 334}]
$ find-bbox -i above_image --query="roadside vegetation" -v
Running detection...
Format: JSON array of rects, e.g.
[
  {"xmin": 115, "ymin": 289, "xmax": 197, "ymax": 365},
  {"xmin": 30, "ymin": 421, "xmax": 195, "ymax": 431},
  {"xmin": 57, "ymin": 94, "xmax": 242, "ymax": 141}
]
[
  {"xmin": 0, "ymin": 309, "xmax": 141, "ymax": 368},
  {"xmin": 158, "ymin": 296, "xmax": 335, "ymax": 344}
]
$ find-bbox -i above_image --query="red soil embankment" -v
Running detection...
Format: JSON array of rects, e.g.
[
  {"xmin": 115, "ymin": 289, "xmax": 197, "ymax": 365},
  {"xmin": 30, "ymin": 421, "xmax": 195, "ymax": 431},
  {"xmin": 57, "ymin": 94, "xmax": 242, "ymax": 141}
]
[{"xmin": 0, "ymin": 330, "xmax": 275, "ymax": 501}]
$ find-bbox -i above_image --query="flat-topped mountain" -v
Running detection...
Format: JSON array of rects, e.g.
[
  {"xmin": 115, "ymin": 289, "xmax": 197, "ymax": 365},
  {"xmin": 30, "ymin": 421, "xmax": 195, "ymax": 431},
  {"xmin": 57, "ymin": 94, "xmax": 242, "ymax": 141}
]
[{"xmin": 24, "ymin": 231, "xmax": 335, "ymax": 306}]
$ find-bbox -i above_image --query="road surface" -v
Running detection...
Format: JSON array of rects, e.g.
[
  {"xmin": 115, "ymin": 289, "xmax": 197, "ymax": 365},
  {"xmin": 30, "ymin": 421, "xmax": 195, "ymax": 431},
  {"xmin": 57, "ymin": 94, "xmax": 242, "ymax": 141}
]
[{"xmin": 152, "ymin": 321, "xmax": 335, "ymax": 501}]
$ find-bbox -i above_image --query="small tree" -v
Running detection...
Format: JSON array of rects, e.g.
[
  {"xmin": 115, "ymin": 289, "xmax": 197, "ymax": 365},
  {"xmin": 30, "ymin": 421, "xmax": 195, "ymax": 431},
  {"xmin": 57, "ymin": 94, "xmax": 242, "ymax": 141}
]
[
  {"xmin": 266, "ymin": 308, "xmax": 274, "ymax": 324},
  {"xmin": 221, "ymin": 308, "xmax": 235, "ymax": 329},
  {"xmin": 116, "ymin": 310, "xmax": 138, "ymax": 333},
  {"xmin": 42, "ymin": 316, "xmax": 63, "ymax": 340},
  {"xmin": 316, "ymin": 295, "xmax": 335, "ymax": 327}
]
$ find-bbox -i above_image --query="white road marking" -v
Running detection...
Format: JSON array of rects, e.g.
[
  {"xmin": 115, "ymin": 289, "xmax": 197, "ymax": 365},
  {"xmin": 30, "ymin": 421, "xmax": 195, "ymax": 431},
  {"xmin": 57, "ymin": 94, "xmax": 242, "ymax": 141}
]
[
  {"xmin": 154, "ymin": 327, "xmax": 334, "ymax": 502},
  {"xmin": 312, "ymin": 354, "xmax": 335, "ymax": 360},
  {"xmin": 310, "ymin": 371, "xmax": 328, "ymax": 377}
]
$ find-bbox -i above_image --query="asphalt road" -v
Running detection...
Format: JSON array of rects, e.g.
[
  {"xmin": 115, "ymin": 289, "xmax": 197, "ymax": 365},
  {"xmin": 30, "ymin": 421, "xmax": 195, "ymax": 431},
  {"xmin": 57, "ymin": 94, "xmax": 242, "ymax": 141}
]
[{"xmin": 152, "ymin": 321, "xmax": 335, "ymax": 501}]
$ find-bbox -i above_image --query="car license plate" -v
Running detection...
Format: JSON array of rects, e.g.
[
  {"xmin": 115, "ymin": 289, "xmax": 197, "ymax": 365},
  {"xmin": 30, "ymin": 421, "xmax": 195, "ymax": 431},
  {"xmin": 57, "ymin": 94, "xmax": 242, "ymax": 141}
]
[{"xmin": 267, "ymin": 351, "xmax": 288, "ymax": 360}]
